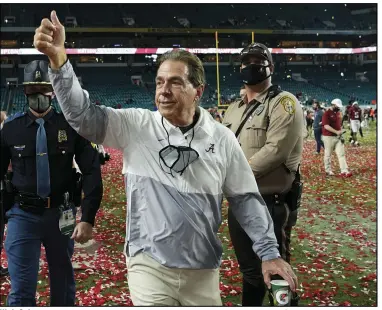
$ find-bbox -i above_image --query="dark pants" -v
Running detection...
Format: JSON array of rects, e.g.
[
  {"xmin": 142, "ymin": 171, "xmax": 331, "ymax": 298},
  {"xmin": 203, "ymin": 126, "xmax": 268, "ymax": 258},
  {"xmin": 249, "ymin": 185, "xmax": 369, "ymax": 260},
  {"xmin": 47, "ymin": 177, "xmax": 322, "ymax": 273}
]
[
  {"xmin": 0, "ymin": 203, "xmax": 4, "ymax": 260},
  {"xmin": 306, "ymin": 122, "xmax": 313, "ymax": 138},
  {"xmin": 348, "ymin": 127, "xmax": 354, "ymax": 142},
  {"xmin": 228, "ymin": 195, "xmax": 298, "ymax": 306},
  {"xmin": 5, "ymin": 204, "xmax": 76, "ymax": 306},
  {"xmin": 314, "ymin": 128, "xmax": 324, "ymax": 153}
]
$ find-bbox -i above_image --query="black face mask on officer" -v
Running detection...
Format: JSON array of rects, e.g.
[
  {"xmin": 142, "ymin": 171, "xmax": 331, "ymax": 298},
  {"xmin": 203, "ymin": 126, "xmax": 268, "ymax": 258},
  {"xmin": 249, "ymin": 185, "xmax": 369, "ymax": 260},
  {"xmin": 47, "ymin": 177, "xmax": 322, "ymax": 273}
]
[
  {"xmin": 240, "ymin": 63, "xmax": 272, "ymax": 86},
  {"xmin": 333, "ymin": 107, "xmax": 340, "ymax": 113},
  {"xmin": 27, "ymin": 93, "xmax": 52, "ymax": 113}
]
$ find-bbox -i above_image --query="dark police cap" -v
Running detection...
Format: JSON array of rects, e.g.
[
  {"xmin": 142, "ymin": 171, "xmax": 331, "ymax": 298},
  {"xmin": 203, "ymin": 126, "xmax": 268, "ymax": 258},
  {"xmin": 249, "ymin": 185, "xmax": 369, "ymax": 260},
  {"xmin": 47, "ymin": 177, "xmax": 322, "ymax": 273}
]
[
  {"xmin": 23, "ymin": 60, "xmax": 51, "ymax": 85},
  {"xmin": 240, "ymin": 43, "xmax": 273, "ymax": 65}
]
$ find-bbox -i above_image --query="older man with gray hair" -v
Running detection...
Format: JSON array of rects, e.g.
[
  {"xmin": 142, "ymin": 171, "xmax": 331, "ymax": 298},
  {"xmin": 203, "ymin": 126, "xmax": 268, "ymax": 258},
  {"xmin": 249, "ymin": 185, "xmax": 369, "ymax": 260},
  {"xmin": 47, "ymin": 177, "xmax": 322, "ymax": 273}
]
[{"xmin": 33, "ymin": 10, "xmax": 298, "ymax": 306}]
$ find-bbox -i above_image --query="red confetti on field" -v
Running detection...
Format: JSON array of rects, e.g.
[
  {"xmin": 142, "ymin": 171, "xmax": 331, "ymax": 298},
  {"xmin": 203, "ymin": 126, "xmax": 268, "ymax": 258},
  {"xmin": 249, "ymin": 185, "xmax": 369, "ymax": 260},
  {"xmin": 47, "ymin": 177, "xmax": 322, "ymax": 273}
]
[{"xmin": 1, "ymin": 127, "xmax": 376, "ymax": 306}]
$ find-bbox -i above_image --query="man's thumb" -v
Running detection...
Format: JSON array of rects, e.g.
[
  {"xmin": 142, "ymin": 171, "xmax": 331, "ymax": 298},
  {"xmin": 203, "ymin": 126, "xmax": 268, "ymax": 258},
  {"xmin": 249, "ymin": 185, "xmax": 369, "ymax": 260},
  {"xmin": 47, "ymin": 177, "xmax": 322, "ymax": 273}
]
[{"xmin": 51, "ymin": 10, "xmax": 62, "ymax": 27}]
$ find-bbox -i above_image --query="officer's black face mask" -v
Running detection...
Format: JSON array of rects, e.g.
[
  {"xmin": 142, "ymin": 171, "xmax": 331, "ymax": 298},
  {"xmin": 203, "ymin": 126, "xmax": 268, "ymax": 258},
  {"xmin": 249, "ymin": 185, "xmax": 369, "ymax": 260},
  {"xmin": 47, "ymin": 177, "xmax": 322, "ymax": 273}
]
[
  {"xmin": 240, "ymin": 63, "xmax": 272, "ymax": 86},
  {"xmin": 27, "ymin": 93, "xmax": 52, "ymax": 113},
  {"xmin": 333, "ymin": 107, "xmax": 340, "ymax": 113},
  {"xmin": 159, "ymin": 117, "xmax": 199, "ymax": 177}
]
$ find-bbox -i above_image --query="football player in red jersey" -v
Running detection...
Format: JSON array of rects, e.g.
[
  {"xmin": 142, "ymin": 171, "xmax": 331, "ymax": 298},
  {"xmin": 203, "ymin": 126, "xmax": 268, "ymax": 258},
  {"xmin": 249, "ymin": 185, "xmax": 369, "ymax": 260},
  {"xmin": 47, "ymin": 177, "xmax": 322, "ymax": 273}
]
[{"xmin": 349, "ymin": 101, "xmax": 362, "ymax": 146}]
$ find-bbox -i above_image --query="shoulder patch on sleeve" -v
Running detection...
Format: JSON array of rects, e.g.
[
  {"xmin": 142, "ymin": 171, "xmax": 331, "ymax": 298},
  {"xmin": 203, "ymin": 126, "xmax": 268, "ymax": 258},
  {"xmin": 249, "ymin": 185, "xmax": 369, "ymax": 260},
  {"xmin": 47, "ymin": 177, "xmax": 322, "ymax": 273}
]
[
  {"xmin": 4, "ymin": 112, "xmax": 26, "ymax": 124},
  {"xmin": 280, "ymin": 96, "xmax": 296, "ymax": 115}
]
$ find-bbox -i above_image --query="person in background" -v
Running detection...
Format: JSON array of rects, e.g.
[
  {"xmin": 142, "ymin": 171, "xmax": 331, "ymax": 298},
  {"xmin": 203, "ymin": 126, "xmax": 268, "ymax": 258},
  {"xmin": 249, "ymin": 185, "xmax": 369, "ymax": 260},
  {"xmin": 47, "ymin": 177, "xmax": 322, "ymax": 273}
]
[
  {"xmin": 312, "ymin": 101, "xmax": 325, "ymax": 154},
  {"xmin": 369, "ymin": 107, "xmax": 375, "ymax": 122},
  {"xmin": 306, "ymin": 109, "xmax": 314, "ymax": 138},
  {"xmin": 349, "ymin": 101, "xmax": 362, "ymax": 146},
  {"xmin": 363, "ymin": 108, "xmax": 369, "ymax": 129},
  {"xmin": 301, "ymin": 106, "xmax": 309, "ymax": 140},
  {"xmin": 322, "ymin": 98, "xmax": 352, "ymax": 178},
  {"xmin": 344, "ymin": 100, "xmax": 354, "ymax": 142},
  {"xmin": 343, "ymin": 100, "xmax": 351, "ymax": 128}
]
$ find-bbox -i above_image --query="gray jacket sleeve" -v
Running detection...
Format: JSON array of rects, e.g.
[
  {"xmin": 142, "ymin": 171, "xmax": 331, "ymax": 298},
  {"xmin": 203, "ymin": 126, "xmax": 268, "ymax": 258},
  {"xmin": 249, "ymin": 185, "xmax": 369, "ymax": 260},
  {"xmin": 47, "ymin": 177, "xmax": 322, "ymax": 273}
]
[
  {"xmin": 48, "ymin": 60, "xmax": 135, "ymax": 149},
  {"xmin": 223, "ymin": 130, "xmax": 280, "ymax": 261}
]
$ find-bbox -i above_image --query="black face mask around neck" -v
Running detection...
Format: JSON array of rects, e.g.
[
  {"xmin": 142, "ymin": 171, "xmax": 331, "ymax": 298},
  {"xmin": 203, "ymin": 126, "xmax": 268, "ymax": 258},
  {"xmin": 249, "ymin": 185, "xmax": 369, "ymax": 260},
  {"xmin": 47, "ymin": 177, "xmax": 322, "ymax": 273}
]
[
  {"xmin": 27, "ymin": 93, "xmax": 52, "ymax": 113},
  {"xmin": 159, "ymin": 117, "xmax": 199, "ymax": 177},
  {"xmin": 240, "ymin": 63, "xmax": 272, "ymax": 86}
]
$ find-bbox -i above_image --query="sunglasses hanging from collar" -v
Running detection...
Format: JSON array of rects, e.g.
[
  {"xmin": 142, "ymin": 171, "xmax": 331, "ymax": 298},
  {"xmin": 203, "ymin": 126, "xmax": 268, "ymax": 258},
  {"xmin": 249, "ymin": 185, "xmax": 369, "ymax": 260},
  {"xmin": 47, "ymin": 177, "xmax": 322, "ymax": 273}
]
[{"xmin": 159, "ymin": 117, "xmax": 199, "ymax": 177}]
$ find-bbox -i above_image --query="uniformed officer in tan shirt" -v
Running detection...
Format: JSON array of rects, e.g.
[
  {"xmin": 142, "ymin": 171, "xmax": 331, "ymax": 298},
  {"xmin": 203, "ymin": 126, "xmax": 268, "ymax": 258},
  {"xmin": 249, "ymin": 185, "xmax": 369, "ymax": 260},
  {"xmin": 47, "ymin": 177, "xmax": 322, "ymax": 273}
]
[{"xmin": 223, "ymin": 43, "xmax": 303, "ymax": 306}]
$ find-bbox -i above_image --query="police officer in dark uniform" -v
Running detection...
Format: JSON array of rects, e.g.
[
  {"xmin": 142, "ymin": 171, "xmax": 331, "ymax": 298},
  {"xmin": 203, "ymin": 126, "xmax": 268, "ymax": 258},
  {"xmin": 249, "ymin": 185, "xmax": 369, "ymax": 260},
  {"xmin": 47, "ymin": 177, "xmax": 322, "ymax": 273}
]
[
  {"xmin": 0, "ymin": 60, "xmax": 103, "ymax": 306},
  {"xmin": 0, "ymin": 111, "xmax": 9, "ymax": 276},
  {"xmin": 0, "ymin": 174, "xmax": 9, "ymax": 277},
  {"xmin": 223, "ymin": 43, "xmax": 303, "ymax": 306}
]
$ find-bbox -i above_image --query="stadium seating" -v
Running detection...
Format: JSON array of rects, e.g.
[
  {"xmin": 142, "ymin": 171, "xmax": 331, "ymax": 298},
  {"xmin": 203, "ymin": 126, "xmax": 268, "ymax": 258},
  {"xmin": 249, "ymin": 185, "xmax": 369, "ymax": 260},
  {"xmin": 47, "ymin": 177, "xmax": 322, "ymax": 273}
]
[
  {"xmin": 1, "ymin": 3, "xmax": 376, "ymax": 30},
  {"xmin": 1, "ymin": 63, "xmax": 376, "ymax": 113}
]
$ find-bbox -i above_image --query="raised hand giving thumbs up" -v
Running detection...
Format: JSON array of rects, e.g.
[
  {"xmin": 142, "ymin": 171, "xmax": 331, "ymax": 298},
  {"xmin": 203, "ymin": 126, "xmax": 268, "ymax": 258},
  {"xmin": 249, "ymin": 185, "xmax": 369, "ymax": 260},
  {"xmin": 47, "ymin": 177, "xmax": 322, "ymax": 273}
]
[{"xmin": 34, "ymin": 10, "xmax": 67, "ymax": 69}]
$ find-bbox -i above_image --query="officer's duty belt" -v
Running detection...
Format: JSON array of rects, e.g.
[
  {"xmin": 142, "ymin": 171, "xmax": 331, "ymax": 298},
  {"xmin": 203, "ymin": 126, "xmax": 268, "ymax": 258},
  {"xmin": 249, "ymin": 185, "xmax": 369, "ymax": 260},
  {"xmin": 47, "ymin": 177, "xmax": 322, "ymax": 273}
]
[{"xmin": 15, "ymin": 192, "xmax": 65, "ymax": 209}]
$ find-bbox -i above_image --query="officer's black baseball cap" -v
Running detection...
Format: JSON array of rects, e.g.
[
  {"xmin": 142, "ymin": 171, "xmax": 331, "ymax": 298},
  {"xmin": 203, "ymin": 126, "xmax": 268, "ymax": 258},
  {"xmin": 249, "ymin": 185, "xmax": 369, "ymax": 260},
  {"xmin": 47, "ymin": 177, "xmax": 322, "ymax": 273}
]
[
  {"xmin": 23, "ymin": 60, "xmax": 51, "ymax": 86},
  {"xmin": 240, "ymin": 43, "xmax": 273, "ymax": 65}
]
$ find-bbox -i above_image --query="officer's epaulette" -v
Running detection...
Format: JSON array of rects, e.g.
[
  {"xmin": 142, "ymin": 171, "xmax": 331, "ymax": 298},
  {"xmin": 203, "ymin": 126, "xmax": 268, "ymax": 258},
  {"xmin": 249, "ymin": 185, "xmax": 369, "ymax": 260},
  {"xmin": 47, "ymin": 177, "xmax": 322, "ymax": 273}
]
[
  {"xmin": 268, "ymin": 85, "xmax": 282, "ymax": 100},
  {"xmin": 4, "ymin": 112, "xmax": 26, "ymax": 124}
]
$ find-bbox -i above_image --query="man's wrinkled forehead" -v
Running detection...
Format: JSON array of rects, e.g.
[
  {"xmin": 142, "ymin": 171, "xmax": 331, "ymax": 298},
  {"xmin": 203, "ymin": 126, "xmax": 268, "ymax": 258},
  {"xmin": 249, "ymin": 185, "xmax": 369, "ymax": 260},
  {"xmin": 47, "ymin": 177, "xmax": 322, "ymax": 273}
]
[{"xmin": 157, "ymin": 60, "xmax": 189, "ymax": 80}]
